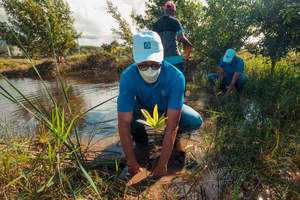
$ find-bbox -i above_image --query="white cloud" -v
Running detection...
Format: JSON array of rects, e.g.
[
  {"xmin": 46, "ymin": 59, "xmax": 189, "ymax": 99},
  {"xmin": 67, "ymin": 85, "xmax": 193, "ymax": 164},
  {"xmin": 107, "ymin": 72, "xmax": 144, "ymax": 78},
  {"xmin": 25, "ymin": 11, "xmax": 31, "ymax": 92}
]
[
  {"xmin": 0, "ymin": 8, "xmax": 7, "ymax": 21},
  {"xmin": 67, "ymin": 0, "xmax": 146, "ymax": 46}
]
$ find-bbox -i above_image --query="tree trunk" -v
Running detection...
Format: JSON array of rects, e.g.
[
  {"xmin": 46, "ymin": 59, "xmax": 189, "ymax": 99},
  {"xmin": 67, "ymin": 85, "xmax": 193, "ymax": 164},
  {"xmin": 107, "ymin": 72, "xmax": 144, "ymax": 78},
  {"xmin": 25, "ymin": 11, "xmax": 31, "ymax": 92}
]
[{"xmin": 271, "ymin": 60, "xmax": 276, "ymax": 74}]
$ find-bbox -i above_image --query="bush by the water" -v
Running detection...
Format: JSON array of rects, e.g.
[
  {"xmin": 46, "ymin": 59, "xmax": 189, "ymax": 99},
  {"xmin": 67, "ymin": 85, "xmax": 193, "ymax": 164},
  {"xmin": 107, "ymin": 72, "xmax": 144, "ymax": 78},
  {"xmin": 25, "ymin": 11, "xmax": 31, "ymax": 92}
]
[{"xmin": 62, "ymin": 51, "xmax": 133, "ymax": 74}]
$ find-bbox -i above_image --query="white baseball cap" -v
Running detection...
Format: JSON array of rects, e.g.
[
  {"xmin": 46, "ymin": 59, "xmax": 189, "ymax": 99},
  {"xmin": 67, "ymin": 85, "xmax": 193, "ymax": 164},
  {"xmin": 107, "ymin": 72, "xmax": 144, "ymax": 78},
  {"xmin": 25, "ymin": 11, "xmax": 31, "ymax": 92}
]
[
  {"xmin": 223, "ymin": 49, "xmax": 236, "ymax": 63},
  {"xmin": 133, "ymin": 31, "xmax": 164, "ymax": 64}
]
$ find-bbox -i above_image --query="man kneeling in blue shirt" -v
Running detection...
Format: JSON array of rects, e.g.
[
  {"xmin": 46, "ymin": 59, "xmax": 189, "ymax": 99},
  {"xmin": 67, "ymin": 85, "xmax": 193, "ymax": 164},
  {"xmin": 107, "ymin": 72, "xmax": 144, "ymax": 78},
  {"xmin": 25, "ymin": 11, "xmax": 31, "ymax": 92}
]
[
  {"xmin": 207, "ymin": 49, "xmax": 248, "ymax": 96},
  {"xmin": 117, "ymin": 31, "xmax": 202, "ymax": 177}
]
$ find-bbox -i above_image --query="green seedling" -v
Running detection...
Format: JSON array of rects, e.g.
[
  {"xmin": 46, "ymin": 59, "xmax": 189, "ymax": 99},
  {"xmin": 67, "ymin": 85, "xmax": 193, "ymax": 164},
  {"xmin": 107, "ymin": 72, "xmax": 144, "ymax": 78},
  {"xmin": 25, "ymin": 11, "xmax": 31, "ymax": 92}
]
[{"xmin": 136, "ymin": 104, "xmax": 168, "ymax": 132}]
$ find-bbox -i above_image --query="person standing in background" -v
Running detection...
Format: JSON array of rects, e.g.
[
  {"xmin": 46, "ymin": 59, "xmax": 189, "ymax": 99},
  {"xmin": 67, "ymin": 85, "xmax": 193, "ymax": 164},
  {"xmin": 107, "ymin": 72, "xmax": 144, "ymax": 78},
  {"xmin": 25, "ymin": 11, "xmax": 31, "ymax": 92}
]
[{"xmin": 152, "ymin": 1, "xmax": 194, "ymax": 75}]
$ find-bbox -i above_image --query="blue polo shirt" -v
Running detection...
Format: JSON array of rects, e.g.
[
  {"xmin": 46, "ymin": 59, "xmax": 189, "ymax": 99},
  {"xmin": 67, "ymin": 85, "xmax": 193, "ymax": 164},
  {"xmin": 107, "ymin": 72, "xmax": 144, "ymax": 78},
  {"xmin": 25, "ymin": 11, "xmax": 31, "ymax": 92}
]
[
  {"xmin": 219, "ymin": 56, "xmax": 244, "ymax": 77},
  {"xmin": 117, "ymin": 60, "xmax": 185, "ymax": 112}
]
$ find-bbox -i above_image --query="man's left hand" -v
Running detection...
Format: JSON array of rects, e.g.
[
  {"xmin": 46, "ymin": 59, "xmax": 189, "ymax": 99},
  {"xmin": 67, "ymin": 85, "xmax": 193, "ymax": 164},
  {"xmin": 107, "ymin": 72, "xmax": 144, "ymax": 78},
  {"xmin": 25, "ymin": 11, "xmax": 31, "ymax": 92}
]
[{"xmin": 152, "ymin": 164, "xmax": 167, "ymax": 177}]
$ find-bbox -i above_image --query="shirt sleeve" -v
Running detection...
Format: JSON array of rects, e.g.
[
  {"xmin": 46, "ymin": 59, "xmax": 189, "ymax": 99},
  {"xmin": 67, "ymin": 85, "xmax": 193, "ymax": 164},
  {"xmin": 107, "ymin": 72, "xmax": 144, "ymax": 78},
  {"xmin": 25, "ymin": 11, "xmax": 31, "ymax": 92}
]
[
  {"xmin": 117, "ymin": 72, "xmax": 136, "ymax": 112},
  {"xmin": 152, "ymin": 21, "xmax": 158, "ymax": 32},
  {"xmin": 219, "ymin": 58, "xmax": 225, "ymax": 68},
  {"xmin": 175, "ymin": 19, "xmax": 183, "ymax": 35},
  {"xmin": 168, "ymin": 74, "xmax": 185, "ymax": 110}
]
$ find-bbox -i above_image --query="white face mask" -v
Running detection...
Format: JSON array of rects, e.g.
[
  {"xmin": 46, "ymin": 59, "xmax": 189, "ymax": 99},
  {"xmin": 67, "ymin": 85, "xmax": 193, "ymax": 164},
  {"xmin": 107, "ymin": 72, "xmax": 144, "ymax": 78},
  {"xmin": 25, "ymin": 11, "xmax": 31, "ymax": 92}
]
[{"xmin": 138, "ymin": 67, "xmax": 161, "ymax": 83}]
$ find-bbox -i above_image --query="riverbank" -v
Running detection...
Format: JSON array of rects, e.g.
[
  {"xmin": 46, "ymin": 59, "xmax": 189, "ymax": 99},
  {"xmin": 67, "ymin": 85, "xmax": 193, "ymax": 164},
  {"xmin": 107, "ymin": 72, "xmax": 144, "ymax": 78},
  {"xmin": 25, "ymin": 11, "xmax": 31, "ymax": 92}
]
[
  {"xmin": 0, "ymin": 57, "xmax": 46, "ymax": 74},
  {"xmin": 0, "ymin": 52, "xmax": 133, "ymax": 79}
]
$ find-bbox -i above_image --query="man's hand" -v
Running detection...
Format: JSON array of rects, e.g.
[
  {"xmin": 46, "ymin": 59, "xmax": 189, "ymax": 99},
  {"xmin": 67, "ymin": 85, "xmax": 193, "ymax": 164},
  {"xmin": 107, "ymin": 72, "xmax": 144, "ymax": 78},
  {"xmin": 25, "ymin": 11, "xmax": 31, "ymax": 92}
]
[
  {"xmin": 128, "ymin": 162, "xmax": 143, "ymax": 175},
  {"xmin": 152, "ymin": 108, "xmax": 181, "ymax": 177},
  {"xmin": 118, "ymin": 111, "xmax": 142, "ymax": 176},
  {"xmin": 152, "ymin": 163, "xmax": 168, "ymax": 177}
]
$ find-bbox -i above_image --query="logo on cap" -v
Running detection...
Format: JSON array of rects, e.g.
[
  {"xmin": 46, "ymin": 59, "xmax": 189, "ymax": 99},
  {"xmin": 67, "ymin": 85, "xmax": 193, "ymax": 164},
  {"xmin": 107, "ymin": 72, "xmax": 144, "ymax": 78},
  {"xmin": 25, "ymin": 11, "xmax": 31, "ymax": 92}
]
[{"xmin": 144, "ymin": 42, "xmax": 151, "ymax": 49}]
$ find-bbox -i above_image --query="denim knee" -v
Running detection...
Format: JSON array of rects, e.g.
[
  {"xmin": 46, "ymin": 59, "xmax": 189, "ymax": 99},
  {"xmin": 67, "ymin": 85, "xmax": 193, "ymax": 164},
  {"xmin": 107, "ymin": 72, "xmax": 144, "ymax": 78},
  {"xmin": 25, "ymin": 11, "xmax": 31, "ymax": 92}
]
[
  {"xmin": 178, "ymin": 104, "xmax": 202, "ymax": 133},
  {"xmin": 207, "ymin": 73, "xmax": 218, "ymax": 86},
  {"xmin": 236, "ymin": 74, "xmax": 248, "ymax": 87}
]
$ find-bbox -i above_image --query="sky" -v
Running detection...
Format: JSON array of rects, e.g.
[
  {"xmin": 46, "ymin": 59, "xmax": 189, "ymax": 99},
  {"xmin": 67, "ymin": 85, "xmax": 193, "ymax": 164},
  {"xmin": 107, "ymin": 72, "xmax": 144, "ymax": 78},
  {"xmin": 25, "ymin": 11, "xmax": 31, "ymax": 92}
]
[{"xmin": 66, "ymin": 0, "xmax": 146, "ymax": 46}]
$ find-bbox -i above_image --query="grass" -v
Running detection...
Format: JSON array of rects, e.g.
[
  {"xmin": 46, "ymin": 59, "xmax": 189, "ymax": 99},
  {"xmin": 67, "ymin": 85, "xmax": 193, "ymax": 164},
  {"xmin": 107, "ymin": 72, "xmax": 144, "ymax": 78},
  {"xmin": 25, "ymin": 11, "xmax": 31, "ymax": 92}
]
[
  {"xmin": 0, "ymin": 121, "xmax": 130, "ymax": 199},
  {"xmin": 0, "ymin": 52, "xmax": 132, "ymax": 78},
  {"xmin": 163, "ymin": 53, "xmax": 299, "ymax": 199},
  {"xmin": 0, "ymin": 58, "xmax": 46, "ymax": 73}
]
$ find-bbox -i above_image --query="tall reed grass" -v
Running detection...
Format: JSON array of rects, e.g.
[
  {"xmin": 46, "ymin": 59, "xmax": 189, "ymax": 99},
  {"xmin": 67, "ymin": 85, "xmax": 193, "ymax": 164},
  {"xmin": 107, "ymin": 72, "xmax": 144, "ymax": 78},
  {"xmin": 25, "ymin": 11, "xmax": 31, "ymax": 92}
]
[{"xmin": 0, "ymin": 14, "xmax": 125, "ymax": 199}]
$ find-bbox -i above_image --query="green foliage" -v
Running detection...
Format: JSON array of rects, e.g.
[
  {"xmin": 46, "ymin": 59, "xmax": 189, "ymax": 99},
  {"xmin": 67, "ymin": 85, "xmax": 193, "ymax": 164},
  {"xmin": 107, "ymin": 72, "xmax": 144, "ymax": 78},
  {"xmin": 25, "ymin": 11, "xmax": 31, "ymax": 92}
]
[
  {"xmin": 0, "ymin": 0, "xmax": 80, "ymax": 61},
  {"xmin": 132, "ymin": 0, "xmax": 254, "ymax": 64},
  {"xmin": 137, "ymin": 104, "xmax": 167, "ymax": 132},
  {"xmin": 246, "ymin": 0, "xmax": 299, "ymax": 71},
  {"xmin": 100, "ymin": 40, "xmax": 132, "ymax": 61},
  {"xmin": 132, "ymin": 0, "xmax": 166, "ymax": 29},
  {"xmin": 80, "ymin": 46, "xmax": 100, "ymax": 54},
  {"xmin": 201, "ymin": 54, "xmax": 300, "ymax": 199},
  {"xmin": 132, "ymin": 0, "xmax": 298, "ymax": 69},
  {"xmin": 196, "ymin": 0, "xmax": 254, "ymax": 64},
  {"xmin": 100, "ymin": 40, "xmax": 120, "ymax": 52},
  {"xmin": 106, "ymin": 0, "xmax": 133, "ymax": 52}
]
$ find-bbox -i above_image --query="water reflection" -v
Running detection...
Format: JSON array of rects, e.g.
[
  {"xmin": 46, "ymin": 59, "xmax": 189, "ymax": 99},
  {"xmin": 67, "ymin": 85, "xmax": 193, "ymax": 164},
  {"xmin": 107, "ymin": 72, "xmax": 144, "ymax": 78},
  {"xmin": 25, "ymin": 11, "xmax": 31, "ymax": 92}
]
[{"xmin": 0, "ymin": 76, "xmax": 118, "ymax": 136}]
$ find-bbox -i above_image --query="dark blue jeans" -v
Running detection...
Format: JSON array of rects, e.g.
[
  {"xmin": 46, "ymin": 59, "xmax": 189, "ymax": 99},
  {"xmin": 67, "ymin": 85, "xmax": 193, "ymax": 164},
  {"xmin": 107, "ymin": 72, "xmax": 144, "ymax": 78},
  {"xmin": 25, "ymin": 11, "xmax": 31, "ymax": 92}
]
[
  {"xmin": 130, "ymin": 100, "xmax": 202, "ymax": 144},
  {"xmin": 206, "ymin": 73, "xmax": 248, "ymax": 92}
]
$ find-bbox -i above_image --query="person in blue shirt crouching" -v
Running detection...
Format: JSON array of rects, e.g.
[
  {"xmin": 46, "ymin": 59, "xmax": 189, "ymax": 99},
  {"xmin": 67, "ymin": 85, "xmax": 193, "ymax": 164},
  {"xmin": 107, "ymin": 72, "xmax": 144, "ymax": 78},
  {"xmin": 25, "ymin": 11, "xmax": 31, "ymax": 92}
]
[
  {"xmin": 207, "ymin": 49, "xmax": 248, "ymax": 96},
  {"xmin": 117, "ymin": 31, "xmax": 202, "ymax": 177}
]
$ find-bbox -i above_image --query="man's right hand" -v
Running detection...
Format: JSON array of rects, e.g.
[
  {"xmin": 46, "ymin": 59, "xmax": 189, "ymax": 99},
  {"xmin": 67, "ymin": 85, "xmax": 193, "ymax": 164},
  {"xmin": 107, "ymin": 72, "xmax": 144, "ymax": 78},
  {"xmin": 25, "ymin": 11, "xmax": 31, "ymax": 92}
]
[{"xmin": 128, "ymin": 162, "xmax": 143, "ymax": 175}]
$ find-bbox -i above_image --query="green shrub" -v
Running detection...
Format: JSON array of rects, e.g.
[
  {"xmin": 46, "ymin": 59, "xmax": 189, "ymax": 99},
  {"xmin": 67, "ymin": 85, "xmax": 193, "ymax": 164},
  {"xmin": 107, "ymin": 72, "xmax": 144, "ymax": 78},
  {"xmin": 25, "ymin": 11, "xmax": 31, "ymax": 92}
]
[{"xmin": 197, "ymin": 54, "xmax": 299, "ymax": 199}]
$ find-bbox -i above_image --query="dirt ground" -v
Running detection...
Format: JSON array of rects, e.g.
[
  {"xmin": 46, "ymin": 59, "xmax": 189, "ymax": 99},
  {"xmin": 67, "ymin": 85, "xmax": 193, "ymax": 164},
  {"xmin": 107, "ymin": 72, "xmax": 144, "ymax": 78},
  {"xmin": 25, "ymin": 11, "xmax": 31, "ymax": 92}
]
[{"xmin": 79, "ymin": 126, "xmax": 218, "ymax": 199}]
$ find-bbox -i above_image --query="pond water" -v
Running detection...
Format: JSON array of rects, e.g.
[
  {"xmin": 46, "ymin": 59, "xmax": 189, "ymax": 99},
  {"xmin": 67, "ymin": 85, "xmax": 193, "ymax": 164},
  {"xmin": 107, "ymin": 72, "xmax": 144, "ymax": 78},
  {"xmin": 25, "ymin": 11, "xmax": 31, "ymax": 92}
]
[{"xmin": 0, "ymin": 76, "xmax": 119, "ymax": 137}]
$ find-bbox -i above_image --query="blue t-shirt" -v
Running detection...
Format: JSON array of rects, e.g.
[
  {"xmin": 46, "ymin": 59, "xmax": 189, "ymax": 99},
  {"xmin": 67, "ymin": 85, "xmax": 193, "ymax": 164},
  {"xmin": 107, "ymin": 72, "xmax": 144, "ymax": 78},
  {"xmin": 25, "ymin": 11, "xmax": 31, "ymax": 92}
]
[
  {"xmin": 117, "ymin": 60, "xmax": 185, "ymax": 112},
  {"xmin": 219, "ymin": 56, "xmax": 244, "ymax": 77}
]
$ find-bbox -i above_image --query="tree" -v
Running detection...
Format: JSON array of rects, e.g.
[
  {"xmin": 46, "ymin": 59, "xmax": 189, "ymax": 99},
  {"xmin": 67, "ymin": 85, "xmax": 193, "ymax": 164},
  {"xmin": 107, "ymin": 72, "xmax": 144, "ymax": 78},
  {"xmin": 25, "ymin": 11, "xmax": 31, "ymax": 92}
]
[
  {"xmin": 0, "ymin": 0, "xmax": 80, "ymax": 62},
  {"xmin": 80, "ymin": 46, "xmax": 100, "ymax": 54},
  {"xmin": 196, "ymin": 0, "xmax": 254, "ymax": 64},
  {"xmin": 106, "ymin": 0, "xmax": 133, "ymax": 57},
  {"xmin": 247, "ymin": 0, "xmax": 299, "ymax": 72},
  {"xmin": 132, "ymin": 0, "xmax": 254, "ymax": 64}
]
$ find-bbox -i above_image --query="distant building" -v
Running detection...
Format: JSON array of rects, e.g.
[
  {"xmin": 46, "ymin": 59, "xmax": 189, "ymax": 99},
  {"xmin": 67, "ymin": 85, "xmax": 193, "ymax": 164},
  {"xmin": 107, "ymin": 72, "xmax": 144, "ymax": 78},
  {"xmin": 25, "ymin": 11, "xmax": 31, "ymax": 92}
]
[
  {"xmin": 0, "ymin": 38, "xmax": 11, "ymax": 56},
  {"xmin": 10, "ymin": 46, "xmax": 23, "ymax": 57},
  {"xmin": 0, "ymin": 38, "xmax": 24, "ymax": 57}
]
